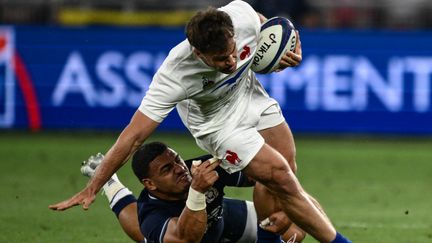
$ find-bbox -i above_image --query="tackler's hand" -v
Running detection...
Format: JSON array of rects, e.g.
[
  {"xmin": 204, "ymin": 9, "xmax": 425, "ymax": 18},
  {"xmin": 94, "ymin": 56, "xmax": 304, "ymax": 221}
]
[
  {"xmin": 49, "ymin": 186, "xmax": 97, "ymax": 211},
  {"xmin": 259, "ymin": 211, "xmax": 291, "ymax": 235},
  {"xmin": 190, "ymin": 157, "xmax": 220, "ymax": 193}
]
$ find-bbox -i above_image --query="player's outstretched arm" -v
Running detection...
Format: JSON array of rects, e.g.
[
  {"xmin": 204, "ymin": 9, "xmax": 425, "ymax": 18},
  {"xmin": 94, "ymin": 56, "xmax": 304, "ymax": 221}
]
[
  {"xmin": 163, "ymin": 160, "xmax": 220, "ymax": 242},
  {"xmin": 49, "ymin": 111, "xmax": 160, "ymax": 211}
]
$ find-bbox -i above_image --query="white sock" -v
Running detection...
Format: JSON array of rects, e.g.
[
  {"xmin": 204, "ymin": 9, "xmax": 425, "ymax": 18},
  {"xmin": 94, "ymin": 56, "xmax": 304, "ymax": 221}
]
[{"xmin": 102, "ymin": 173, "xmax": 133, "ymax": 209}]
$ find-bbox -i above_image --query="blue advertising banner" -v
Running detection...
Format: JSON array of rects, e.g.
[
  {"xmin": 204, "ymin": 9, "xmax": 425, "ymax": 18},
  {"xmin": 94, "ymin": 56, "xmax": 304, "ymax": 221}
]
[{"xmin": 2, "ymin": 26, "xmax": 432, "ymax": 134}]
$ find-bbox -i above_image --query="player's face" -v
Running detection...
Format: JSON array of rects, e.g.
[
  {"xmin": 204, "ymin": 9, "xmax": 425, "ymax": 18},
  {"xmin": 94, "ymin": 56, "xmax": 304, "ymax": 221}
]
[
  {"xmin": 198, "ymin": 38, "xmax": 238, "ymax": 74},
  {"xmin": 147, "ymin": 148, "xmax": 192, "ymax": 199}
]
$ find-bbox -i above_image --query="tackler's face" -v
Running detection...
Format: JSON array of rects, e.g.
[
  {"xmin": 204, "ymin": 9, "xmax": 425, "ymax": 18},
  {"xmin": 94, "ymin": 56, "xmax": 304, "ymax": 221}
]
[
  {"xmin": 147, "ymin": 148, "xmax": 192, "ymax": 198},
  {"xmin": 197, "ymin": 38, "xmax": 238, "ymax": 74}
]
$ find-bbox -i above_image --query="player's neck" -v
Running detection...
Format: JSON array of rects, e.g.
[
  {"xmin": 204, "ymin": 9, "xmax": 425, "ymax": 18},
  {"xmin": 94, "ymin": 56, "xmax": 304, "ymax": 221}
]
[{"xmin": 149, "ymin": 190, "xmax": 188, "ymax": 201}]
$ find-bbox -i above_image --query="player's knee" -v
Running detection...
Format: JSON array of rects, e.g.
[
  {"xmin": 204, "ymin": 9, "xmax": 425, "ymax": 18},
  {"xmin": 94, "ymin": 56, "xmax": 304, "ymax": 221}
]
[
  {"xmin": 287, "ymin": 156, "xmax": 298, "ymax": 174},
  {"xmin": 271, "ymin": 169, "xmax": 302, "ymax": 198},
  {"xmin": 246, "ymin": 146, "xmax": 301, "ymax": 197},
  {"xmin": 257, "ymin": 164, "xmax": 302, "ymax": 200},
  {"xmin": 256, "ymin": 159, "xmax": 288, "ymax": 183},
  {"xmin": 280, "ymin": 144, "xmax": 297, "ymax": 174},
  {"xmin": 285, "ymin": 148, "xmax": 298, "ymax": 174}
]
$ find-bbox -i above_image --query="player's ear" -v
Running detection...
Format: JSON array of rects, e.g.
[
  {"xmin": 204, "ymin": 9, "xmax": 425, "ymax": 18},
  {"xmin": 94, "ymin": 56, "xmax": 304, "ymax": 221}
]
[
  {"xmin": 142, "ymin": 179, "xmax": 156, "ymax": 191},
  {"xmin": 193, "ymin": 48, "xmax": 203, "ymax": 58}
]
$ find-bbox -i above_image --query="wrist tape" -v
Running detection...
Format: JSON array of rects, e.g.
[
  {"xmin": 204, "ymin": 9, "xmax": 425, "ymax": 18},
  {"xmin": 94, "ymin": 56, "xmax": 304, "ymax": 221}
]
[{"xmin": 186, "ymin": 187, "xmax": 206, "ymax": 211}]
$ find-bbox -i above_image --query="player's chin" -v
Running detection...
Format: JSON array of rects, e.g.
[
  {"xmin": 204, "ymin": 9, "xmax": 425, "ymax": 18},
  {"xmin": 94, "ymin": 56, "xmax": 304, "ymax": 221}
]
[
  {"xmin": 179, "ymin": 180, "xmax": 191, "ymax": 193},
  {"xmin": 220, "ymin": 65, "xmax": 236, "ymax": 74}
]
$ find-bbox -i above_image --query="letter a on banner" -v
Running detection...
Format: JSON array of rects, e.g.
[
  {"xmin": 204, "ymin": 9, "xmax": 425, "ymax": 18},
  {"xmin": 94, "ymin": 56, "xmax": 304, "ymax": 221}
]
[{"xmin": 0, "ymin": 27, "xmax": 15, "ymax": 128}]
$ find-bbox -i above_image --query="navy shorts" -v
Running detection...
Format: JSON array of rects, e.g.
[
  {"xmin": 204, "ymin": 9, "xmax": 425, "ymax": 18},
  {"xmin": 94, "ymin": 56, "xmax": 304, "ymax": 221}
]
[{"xmin": 222, "ymin": 198, "xmax": 257, "ymax": 242}]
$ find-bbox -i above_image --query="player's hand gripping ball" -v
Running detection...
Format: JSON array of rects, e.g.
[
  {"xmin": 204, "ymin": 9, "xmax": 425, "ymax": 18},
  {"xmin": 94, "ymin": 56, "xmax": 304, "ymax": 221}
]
[{"xmin": 251, "ymin": 17, "xmax": 297, "ymax": 74}]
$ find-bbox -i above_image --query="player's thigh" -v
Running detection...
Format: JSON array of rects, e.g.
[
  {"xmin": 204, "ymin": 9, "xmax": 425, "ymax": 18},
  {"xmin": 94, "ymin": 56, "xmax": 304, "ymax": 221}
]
[
  {"xmin": 198, "ymin": 125, "xmax": 265, "ymax": 174},
  {"xmin": 259, "ymin": 121, "xmax": 297, "ymax": 172},
  {"xmin": 244, "ymin": 143, "xmax": 300, "ymax": 197}
]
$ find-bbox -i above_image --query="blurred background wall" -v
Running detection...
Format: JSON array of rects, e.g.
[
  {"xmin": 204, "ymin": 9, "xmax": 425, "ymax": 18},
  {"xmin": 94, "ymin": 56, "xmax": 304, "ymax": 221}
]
[
  {"xmin": 1, "ymin": 0, "xmax": 432, "ymax": 29},
  {"xmin": 1, "ymin": 0, "xmax": 432, "ymax": 134}
]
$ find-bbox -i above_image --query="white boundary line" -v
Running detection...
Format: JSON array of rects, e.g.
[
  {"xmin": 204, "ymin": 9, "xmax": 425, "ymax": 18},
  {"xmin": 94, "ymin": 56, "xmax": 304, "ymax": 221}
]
[{"xmin": 340, "ymin": 222, "xmax": 430, "ymax": 230}]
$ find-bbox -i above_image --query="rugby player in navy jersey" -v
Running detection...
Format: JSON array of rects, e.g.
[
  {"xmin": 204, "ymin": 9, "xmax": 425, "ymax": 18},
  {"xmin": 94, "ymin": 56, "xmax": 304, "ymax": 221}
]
[{"xmin": 80, "ymin": 142, "xmax": 305, "ymax": 243}]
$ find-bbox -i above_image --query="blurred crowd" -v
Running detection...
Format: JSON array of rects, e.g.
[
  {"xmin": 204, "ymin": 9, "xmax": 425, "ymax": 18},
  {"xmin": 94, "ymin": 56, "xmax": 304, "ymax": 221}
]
[{"xmin": 1, "ymin": 0, "xmax": 432, "ymax": 29}]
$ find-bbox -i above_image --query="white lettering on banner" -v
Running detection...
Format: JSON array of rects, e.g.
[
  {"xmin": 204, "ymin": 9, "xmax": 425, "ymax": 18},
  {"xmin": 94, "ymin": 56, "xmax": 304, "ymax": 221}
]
[
  {"xmin": 267, "ymin": 55, "xmax": 432, "ymax": 113},
  {"xmin": 125, "ymin": 52, "xmax": 153, "ymax": 106},
  {"xmin": 96, "ymin": 51, "xmax": 126, "ymax": 107},
  {"xmin": 53, "ymin": 52, "xmax": 432, "ymax": 113},
  {"xmin": 0, "ymin": 27, "xmax": 15, "ymax": 128},
  {"xmin": 352, "ymin": 57, "xmax": 403, "ymax": 112},
  {"xmin": 53, "ymin": 51, "xmax": 96, "ymax": 106},
  {"xmin": 323, "ymin": 56, "xmax": 352, "ymax": 111},
  {"xmin": 53, "ymin": 51, "xmax": 158, "ymax": 107},
  {"xmin": 405, "ymin": 57, "xmax": 432, "ymax": 112},
  {"xmin": 268, "ymin": 56, "xmax": 320, "ymax": 110}
]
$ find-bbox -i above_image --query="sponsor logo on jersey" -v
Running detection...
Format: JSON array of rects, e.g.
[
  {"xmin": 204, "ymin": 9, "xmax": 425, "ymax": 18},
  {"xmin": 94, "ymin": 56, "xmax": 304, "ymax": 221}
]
[
  {"xmin": 205, "ymin": 187, "xmax": 219, "ymax": 204},
  {"xmin": 201, "ymin": 75, "xmax": 215, "ymax": 89},
  {"xmin": 240, "ymin": 45, "xmax": 251, "ymax": 60},
  {"xmin": 207, "ymin": 205, "xmax": 223, "ymax": 227},
  {"xmin": 224, "ymin": 150, "xmax": 242, "ymax": 165},
  {"xmin": 210, "ymin": 61, "xmax": 250, "ymax": 93}
]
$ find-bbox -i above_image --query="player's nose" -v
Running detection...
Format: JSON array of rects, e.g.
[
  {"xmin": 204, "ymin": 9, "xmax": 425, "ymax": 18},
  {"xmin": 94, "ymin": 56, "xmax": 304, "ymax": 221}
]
[
  {"xmin": 225, "ymin": 55, "xmax": 236, "ymax": 66},
  {"xmin": 173, "ymin": 163, "xmax": 186, "ymax": 174}
]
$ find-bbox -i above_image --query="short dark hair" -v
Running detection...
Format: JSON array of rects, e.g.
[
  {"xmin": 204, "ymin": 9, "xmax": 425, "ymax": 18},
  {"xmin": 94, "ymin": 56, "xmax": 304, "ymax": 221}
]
[
  {"xmin": 185, "ymin": 7, "xmax": 234, "ymax": 54},
  {"xmin": 132, "ymin": 141, "xmax": 168, "ymax": 181}
]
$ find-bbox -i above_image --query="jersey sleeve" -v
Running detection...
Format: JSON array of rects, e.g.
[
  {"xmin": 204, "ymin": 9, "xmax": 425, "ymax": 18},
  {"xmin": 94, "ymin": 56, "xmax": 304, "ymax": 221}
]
[
  {"xmin": 217, "ymin": 167, "xmax": 249, "ymax": 187},
  {"xmin": 219, "ymin": 0, "xmax": 261, "ymax": 36},
  {"xmin": 138, "ymin": 67, "xmax": 187, "ymax": 123},
  {"xmin": 141, "ymin": 210, "xmax": 172, "ymax": 243}
]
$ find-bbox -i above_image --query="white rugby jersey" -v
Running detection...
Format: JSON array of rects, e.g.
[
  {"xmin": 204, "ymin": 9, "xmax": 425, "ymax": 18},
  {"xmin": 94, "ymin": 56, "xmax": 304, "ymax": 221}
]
[{"xmin": 139, "ymin": 0, "xmax": 266, "ymax": 138}]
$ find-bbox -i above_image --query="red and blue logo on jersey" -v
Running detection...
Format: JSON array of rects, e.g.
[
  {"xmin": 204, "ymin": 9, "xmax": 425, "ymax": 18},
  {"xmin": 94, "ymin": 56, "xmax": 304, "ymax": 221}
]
[
  {"xmin": 210, "ymin": 61, "xmax": 250, "ymax": 94},
  {"xmin": 224, "ymin": 150, "xmax": 242, "ymax": 165},
  {"xmin": 201, "ymin": 75, "xmax": 215, "ymax": 89},
  {"xmin": 240, "ymin": 45, "xmax": 250, "ymax": 60}
]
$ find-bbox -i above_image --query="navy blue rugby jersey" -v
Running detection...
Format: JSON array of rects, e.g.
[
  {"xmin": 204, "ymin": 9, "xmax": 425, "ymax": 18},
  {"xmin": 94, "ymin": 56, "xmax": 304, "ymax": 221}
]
[{"xmin": 137, "ymin": 155, "xmax": 249, "ymax": 243}]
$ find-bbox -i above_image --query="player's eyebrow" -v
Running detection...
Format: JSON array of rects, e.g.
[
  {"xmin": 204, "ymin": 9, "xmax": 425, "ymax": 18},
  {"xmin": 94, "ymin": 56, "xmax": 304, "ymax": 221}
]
[
  {"xmin": 159, "ymin": 154, "xmax": 180, "ymax": 174},
  {"xmin": 159, "ymin": 162, "xmax": 171, "ymax": 174},
  {"xmin": 213, "ymin": 43, "xmax": 236, "ymax": 61}
]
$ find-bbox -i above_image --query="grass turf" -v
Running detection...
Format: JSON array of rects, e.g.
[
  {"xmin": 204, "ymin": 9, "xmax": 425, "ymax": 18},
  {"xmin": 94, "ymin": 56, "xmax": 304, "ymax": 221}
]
[{"xmin": 0, "ymin": 131, "xmax": 431, "ymax": 242}]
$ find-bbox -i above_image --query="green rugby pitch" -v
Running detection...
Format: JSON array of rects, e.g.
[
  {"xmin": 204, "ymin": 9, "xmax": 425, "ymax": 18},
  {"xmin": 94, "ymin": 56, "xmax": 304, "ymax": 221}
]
[{"xmin": 0, "ymin": 131, "xmax": 431, "ymax": 242}]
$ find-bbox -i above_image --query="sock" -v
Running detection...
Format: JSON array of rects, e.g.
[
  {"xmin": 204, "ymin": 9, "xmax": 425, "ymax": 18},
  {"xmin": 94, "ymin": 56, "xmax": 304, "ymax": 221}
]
[
  {"xmin": 257, "ymin": 225, "xmax": 282, "ymax": 243},
  {"xmin": 331, "ymin": 232, "xmax": 352, "ymax": 243},
  {"xmin": 102, "ymin": 173, "xmax": 133, "ymax": 209}
]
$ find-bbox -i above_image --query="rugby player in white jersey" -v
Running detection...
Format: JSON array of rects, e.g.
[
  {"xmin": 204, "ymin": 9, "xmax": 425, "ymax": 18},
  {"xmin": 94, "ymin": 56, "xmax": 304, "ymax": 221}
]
[{"xmin": 50, "ymin": 1, "xmax": 351, "ymax": 242}]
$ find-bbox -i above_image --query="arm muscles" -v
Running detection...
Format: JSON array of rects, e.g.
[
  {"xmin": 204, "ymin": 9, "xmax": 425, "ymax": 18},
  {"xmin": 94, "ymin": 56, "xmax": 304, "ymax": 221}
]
[
  {"xmin": 88, "ymin": 111, "xmax": 159, "ymax": 194},
  {"xmin": 163, "ymin": 208, "xmax": 207, "ymax": 243}
]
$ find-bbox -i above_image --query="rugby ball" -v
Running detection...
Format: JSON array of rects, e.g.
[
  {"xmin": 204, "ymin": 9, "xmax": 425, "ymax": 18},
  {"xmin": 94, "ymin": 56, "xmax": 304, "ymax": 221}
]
[{"xmin": 251, "ymin": 17, "xmax": 297, "ymax": 74}]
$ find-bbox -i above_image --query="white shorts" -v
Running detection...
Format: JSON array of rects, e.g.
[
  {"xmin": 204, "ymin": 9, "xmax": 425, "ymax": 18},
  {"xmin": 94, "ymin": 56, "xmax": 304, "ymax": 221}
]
[{"xmin": 196, "ymin": 97, "xmax": 285, "ymax": 174}]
